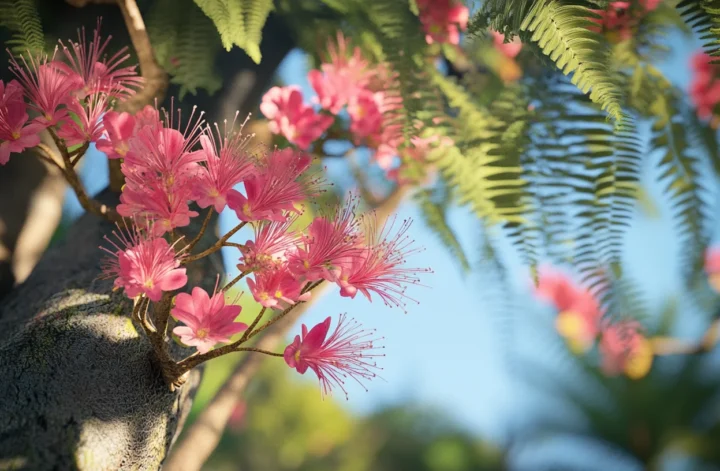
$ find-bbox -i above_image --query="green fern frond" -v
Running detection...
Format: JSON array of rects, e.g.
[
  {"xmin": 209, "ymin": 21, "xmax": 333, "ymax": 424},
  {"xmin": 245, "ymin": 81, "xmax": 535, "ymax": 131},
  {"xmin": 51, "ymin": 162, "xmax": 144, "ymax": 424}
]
[
  {"xmin": 362, "ymin": 0, "xmax": 429, "ymax": 140},
  {"xmin": 650, "ymin": 96, "xmax": 709, "ymax": 280},
  {"xmin": 520, "ymin": 0, "xmax": 624, "ymax": 120},
  {"xmin": 147, "ymin": 0, "xmax": 222, "ymax": 98},
  {"xmin": 678, "ymin": 0, "xmax": 720, "ymax": 60},
  {"xmin": 468, "ymin": 0, "xmax": 536, "ymax": 36},
  {"xmin": 513, "ymin": 79, "xmax": 642, "ymax": 299},
  {"xmin": 0, "ymin": 0, "xmax": 44, "ymax": 56},
  {"xmin": 608, "ymin": 116, "xmax": 643, "ymax": 265},
  {"xmin": 431, "ymin": 73, "xmax": 525, "ymax": 226},
  {"xmin": 415, "ymin": 187, "xmax": 470, "ymax": 273},
  {"xmin": 193, "ymin": 0, "xmax": 274, "ymax": 64}
]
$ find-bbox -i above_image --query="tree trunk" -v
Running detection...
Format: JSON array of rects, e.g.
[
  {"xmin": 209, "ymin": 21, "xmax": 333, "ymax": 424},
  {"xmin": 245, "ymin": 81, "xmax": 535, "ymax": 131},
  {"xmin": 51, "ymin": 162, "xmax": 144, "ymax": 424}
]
[
  {"xmin": 0, "ymin": 191, "xmax": 212, "ymax": 470},
  {"xmin": 0, "ymin": 5, "xmax": 294, "ymax": 467}
]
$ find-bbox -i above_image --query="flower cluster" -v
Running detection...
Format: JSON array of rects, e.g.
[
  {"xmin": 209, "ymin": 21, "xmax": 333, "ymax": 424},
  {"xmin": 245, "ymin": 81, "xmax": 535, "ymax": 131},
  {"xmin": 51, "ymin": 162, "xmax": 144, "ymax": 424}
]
[
  {"xmin": 690, "ymin": 52, "xmax": 720, "ymax": 124},
  {"xmin": 100, "ymin": 128, "xmax": 426, "ymax": 393},
  {"xmin": 416, "ymin": 0, "xmax": 470, "ymax": 46},
  {"xmin": 534, "ymin": 268, "xmax": 654, "ymax": 379},
  {"xmin": 1, "ymin": 21, "xmax": 141, "ymax": 165},
  {"xmin": 1, "ymin": 22, "xmax": 428, "ymax": 397},
  {"xmin": 260, "ymin": 33, "xmax": 450, "ymax": 183},
  {"xmin": 589, "ymin": 0, "xmax": 660, "ymax": 42}
]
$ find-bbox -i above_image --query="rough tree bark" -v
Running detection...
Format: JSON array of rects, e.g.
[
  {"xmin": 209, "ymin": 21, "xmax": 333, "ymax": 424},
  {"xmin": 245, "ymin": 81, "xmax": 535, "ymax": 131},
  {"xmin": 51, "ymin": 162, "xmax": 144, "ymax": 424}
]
[
  {"xmin": 0, "ymin": 191, "xmax": 208, "ymax": 470},
  {"xmin": 0, "ymin": 4, "xmax": 294, "ymax": 468}
]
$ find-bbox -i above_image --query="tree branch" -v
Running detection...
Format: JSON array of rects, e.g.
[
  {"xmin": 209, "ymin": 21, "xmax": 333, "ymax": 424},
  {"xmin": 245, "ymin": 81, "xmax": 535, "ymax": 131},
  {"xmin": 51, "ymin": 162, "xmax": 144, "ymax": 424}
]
[
  {"xmin": 115, "ymin": 0, "xmax": 168, "ymax": 113},
  {"xmin": 46, "ymin": 129, "xmax": 123, "ymax": 223}
]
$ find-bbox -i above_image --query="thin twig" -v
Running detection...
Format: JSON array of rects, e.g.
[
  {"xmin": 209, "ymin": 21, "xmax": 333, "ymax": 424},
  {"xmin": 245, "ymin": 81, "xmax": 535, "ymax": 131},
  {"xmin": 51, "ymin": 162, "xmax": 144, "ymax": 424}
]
[
  {"xmin": 183, "ymin": 208, "xmax": 214, "ymax": 253},
  {"xmin": 222, "ymin": 270, "xmax": 250, "ymax": 293},
  {"xmin": 223, "ymin": 242, "xmax": 244, "ymax": 249},
  {"xmin": 115, "ymin": 0, "xmax": 168, "ymax": 114},
  {"xmin": 240, "ymin": 307, "xmax": 267, "ymax": 342},
  {"xmin": 69, "ymin": 142, "xmax": 90, "ymax": 167},
  {"xmin": 47, "ymin": 129, "xmax": 123, "ymax": 223},
  {"xmin": 247, "ymin": 297, "xmax": 309, "ymax": 341},
  {"xmin": 176, "ymin": 306, "xmax": 268, "ymax": 371},
  {"xmin": 183, "ymin": 222, "xmax": 247, "ymax": 265},
  {"xmin": 234, "ymin": 348, "xmax": 284, "ymax": 357}
]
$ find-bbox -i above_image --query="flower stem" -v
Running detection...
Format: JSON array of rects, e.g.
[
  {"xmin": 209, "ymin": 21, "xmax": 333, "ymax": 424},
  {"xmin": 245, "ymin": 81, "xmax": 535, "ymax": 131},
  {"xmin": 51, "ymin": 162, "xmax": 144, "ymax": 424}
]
[
  {"xmin": 222, "ymin": 270, "xmax": 250, "ymax": 293},
  {"xmin": 234, "ymin": 348, "xmax": 284, "ymax": 357},
  {"xmin": 248, "ymin": 281, "xmax": 325, "ymax": 341},
  {"xmin": 69, "ymin": 142, "xmax": 90, "ymax": 167},
  {"xmin": 176, "ymin": 307, "xmax": 267, "ymax": 372},
  {"xmin": 47, "ymin": 129, "xmax": 123, "ymax": 223},
  {"xmin": 182, "ymin": 221, "xmax": 247, "ymax": 265},
  {"xmin": 183, "ymin": 208, "xmax": 214, "ymax": 253}
]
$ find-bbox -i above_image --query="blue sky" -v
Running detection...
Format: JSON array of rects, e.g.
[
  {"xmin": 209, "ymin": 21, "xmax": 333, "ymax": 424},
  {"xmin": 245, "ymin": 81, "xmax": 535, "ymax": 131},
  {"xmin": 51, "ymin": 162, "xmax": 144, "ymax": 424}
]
[{"xmin": 64, "ymin": 27, "xmax": 716, "ymax": 450}]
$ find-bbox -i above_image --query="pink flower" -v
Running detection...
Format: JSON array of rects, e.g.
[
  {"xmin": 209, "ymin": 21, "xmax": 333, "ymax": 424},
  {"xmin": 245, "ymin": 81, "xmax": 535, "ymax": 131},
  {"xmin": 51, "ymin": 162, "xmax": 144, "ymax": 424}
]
[
  {"xmin": 599, "ymin": 319, "xmax": 653, "ymax": 379},
  {"xmin": 228, "ymin": 402, "xmax": 247, "ymax": 431},
  {"xmin": 123, "ymin": 111, "xmax": 205, "ymax": 180},
  {"xmin": 417, "ymin": 0, "xmax": 469, "ymax": 45},
  {"xmin": 117, "ymin": 184, "xmax": 198, "ymax": 236},
  {"xmin": 56, "ymin": 20, "xmax": 142, "ymax": 99},
  {"xmin": 237, "ymin": 219, "xmax": 300, "ymax": 273},
  {"xmin": 259, "ymin": 86, "xmax": 333, "ymax": 149},
  {"xmin": 491, "ymin": 31, "xmax": 522, "ymax": 58},
  {"xmin": 284, "ymin": 314, "xmax": 382, "ymax": 398},
  {"xmin": 226, "ymin": 148, "xmax": 319, "ymax": 222},
  {"xmin": 193, "ymin": 124, "xmax": 254, "ymax": 212},
  {"xmin": 705, "ymin": 247, "xmax": 720, "ymax": 292},
  {"xmin": 336, "ymin": 217, "xmax": 429, "ymax": 311},
  {"xmin": 288, "ymin": 200, "xmax": 363, "ymax": 282},
  {"xmin": 171, "ymin": 286, "xmax": 247, "ymax": 353},
  {"xmin": 589, "ymin": 0, "xmax": 658, "ymax": 41},
  {"xmin": 101, "ymin": 227, "xmax": 187, "ymax": 301},
  {"xmin": 347, "ymin": 90, "xmax": 384, "ymax": 141},
  {"xmin": 0, "ymin": 80, "xmax": 43, "ymax": 165},
  {"xmin": 56, "ymin": 93, "xmax": 110, "ymax": 146},
  {"xmin": 534, "ymin": 268, "xmax": 603, "ymax": 353},
  {"xmin": 308, "ymin": 33, "xmax": 371, "ymax": 114},
  {"xmin": 96, "ymin": 107, "xmax": 159, "ymax": 159},
  {"xmin": 247, "ymin": 269, "xmax": 310, "ymax": 310},
  {"xmin": 8, "ymin": 55, "xmax": 74, "ymax": 127},
  {"xmin": 589, "ymin": 2, "xmax": 634, "ymax": 41},
  {"xmin": 690, "ymin": 52, "xmax": 720, "ymax": 120},
  {"xmin": 118, "ymin": 107, "xmax": 205, "ymax": 233}
]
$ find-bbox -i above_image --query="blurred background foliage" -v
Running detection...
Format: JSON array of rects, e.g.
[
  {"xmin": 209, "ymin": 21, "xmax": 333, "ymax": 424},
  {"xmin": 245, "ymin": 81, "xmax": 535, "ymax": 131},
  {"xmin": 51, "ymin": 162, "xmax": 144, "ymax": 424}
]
[{"xmin": 187, "ymin": 359, "xmax": 507, "ymax": 471}]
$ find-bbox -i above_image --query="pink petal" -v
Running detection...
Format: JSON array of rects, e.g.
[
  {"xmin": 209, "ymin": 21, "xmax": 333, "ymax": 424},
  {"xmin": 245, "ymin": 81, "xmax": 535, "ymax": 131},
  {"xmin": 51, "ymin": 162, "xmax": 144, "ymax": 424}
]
[
  {"xmin": 157, "ymin": 268, "xmax": 188, "ymax": 292},
  {"xmin": 303, "ymin": 317, "xmax": 331, "ymax": 349}
]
